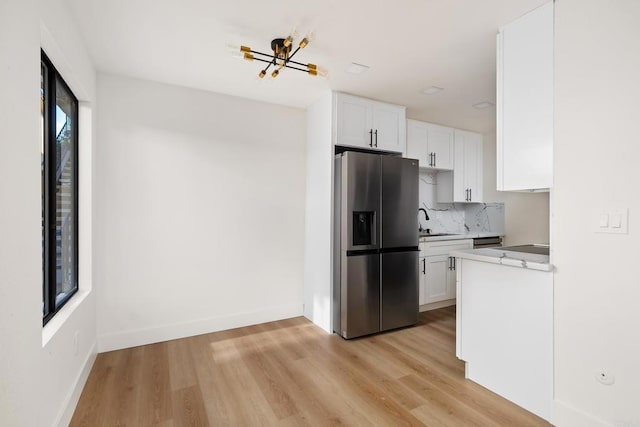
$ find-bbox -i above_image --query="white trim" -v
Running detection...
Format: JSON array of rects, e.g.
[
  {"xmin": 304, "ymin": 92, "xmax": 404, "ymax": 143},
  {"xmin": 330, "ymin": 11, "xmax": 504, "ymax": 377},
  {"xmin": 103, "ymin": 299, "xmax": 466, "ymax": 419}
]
[
  {"xmin": 54, "ymin": 341, "xmax": 97, "ymax": 427},
  {"xmin": 98, "ymin": 304, "xmax": 303, "ymax": 352},
  {"xmin": 42, "ymin": 289, "xmax": 91, "ymax": 347},
  {"xmin": 552, "ymin": 400, "xmax": 610, "ymax": 427},
  {"xmin": 419, "ymin": 299, "xmax": 455, "ymax": 312},
  {"xmin": 40, "ymin": 22, "xmax": 90, "ymax": 101}
]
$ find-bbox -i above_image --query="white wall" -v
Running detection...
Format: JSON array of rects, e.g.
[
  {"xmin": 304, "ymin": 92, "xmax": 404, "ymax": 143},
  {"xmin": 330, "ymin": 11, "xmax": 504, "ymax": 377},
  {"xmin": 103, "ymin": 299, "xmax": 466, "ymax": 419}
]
[
  {"xmin": 95, "ymin": 74, "xmax": 306, "ymax": 351},
  {"xmin": 303, "ymin": 92, "xmax": 334, "ymax": 333},
  {"xmin": 553, "ymin": 1, "xmax": 640, "ymax": 425},
  {"xmin": 0, "ymin": 0, "xmax": 97, "ymax": 425},
  {"xmin": 0, "ymin": 1, "xmax": 41, "ymax": 425},
  {"xmin": 483, "ymin": 131, "xmax": 550, "ymax": 245}
]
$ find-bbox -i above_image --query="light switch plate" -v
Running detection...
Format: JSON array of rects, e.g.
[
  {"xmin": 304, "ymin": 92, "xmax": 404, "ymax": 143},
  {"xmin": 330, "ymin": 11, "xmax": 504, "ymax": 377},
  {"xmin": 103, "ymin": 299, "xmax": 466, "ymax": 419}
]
[{"xmin": 595, "ymin": 208, "xmax": 628, "ymax": 234}]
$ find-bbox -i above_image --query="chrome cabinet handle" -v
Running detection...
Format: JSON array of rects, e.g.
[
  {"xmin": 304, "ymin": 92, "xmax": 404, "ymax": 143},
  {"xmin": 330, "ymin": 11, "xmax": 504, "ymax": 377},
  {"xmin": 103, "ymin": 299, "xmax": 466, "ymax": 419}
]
[
  {"xmin": 422, "ymin": 258, "xmax": 426, "ymax": 274},
  {"xmin": 453, "ymin": 257, "xmax": 456, "ymax": 271},
  {"xmin": 434, "ymin": 152, "xmax": 436, "ymax": 167},
  {"xmin": 469, "ymin": 188, "xmax": 472, "ymax": 202},
  {"xmin": 369, "ymin": 129, "xmax": 373, "ymax": 147},
  {"xmin": 374, "ymin": 129, "xmax": 378, "ymax": 147}
]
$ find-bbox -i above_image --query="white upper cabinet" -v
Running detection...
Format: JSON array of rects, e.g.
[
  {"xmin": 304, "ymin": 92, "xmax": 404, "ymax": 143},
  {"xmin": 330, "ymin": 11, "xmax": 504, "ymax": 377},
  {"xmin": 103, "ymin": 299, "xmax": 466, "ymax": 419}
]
[
  {"xmin": 334, "ymin": 92, "xmax": 406, "ymax": 153},
  {"xmin": 497, "ymin": 2, "xmax": 553, "ymax": 191},
  {"xmin": 437, "ymin": 130, "xmax": 484, "ymax": 203},
  {"xmin": 406, "ymin": 120, "xmax": 454, "ymax": 170}
]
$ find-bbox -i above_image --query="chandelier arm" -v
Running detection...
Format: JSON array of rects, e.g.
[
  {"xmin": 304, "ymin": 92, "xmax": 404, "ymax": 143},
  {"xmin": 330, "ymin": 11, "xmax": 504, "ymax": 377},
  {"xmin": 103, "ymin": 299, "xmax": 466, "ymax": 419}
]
[
  {"xmin": 287, "ymin": 59, "xmax": 310, "ymax": 68},
  {"xmin": 248, "ymin": 49, "xmax": 275, "ymax": 58},
  {"xmin": 284, "ymin": 64, "xmax": 312, "ymax": 73},
  {"xmin": 286, "ymin": 46, "xmax": 302, "ymax": 62},
  {"xmin": 252, "ymin": 57, "xmax": 275, "ymax": 65}
]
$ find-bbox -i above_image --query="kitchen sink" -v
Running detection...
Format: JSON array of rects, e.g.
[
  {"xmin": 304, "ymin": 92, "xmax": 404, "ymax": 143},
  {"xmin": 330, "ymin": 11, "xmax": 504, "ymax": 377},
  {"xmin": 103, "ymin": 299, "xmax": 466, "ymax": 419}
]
[{"xmin": 419, "ymin": 232, "xmax": 458, "ymax": 237}]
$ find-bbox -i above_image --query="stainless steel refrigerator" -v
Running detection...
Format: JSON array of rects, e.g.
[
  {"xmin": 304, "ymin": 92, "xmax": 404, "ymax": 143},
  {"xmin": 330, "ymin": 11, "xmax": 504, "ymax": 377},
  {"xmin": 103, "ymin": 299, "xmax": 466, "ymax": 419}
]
[{"xmin": 333, "ymin": 151, "xmax": 419, "ymax": 339}]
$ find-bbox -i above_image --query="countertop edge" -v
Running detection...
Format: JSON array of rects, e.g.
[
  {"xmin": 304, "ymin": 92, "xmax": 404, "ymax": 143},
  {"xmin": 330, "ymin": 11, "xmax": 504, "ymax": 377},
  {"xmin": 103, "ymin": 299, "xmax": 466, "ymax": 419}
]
[
  {"xmin": 419, "ymin": 232, "xmax": 504, "ymax": 242},
  {"xmin": 451, "ymin": 248, "xmax": 553, "ymax": 272}
]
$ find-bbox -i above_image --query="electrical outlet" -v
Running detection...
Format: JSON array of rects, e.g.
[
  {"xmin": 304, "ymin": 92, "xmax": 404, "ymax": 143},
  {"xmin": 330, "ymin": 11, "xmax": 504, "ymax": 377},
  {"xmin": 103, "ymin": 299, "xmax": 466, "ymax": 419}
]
[{"xmin": 595, "ymin": 371, "xmax": 615, "ymax": 385}]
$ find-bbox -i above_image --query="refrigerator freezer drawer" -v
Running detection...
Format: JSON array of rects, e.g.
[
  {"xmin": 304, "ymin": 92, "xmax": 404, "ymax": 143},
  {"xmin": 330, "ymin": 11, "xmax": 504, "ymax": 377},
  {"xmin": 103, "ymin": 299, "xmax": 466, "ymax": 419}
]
[{"xmin": 381, "ymin": 251, "xmax": 419, "ymax": 331}]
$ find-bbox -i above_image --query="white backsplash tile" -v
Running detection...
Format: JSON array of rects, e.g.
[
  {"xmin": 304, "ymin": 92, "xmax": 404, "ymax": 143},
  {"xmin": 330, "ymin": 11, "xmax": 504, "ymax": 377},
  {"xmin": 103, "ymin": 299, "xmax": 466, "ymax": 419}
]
[{"xmin": 418, "ymin": 171, "xmax": 505, "ymax": 235}]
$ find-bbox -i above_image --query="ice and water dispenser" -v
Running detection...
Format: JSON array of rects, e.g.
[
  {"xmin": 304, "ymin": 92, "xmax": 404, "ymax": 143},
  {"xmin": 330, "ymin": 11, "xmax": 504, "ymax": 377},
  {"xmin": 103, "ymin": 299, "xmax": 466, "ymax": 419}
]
[{"xmin": 352, "ymin": 211, "xmax": 375, "ymax": 246}]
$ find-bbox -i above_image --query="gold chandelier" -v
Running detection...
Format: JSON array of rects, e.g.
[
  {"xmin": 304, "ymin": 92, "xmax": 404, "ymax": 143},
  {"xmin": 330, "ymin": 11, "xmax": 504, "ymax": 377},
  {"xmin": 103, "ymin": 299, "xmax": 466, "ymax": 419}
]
[{"xmin": 240, "ymin": 33, "xmax": 323, "ymax": 79}]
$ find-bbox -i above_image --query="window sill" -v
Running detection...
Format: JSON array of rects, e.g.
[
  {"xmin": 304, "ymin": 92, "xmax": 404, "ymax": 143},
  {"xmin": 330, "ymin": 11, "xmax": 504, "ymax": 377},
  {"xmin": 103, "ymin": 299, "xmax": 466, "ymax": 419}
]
[{"xmin": 42, "ymin": 288, "xmax": 91, "ymax": 348}]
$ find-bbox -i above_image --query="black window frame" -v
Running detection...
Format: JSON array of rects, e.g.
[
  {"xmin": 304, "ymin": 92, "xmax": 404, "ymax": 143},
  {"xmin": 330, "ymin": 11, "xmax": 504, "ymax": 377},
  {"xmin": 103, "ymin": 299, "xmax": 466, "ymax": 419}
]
[{"xmin": 42, "ymin": 50, "xmax": 79, "ymax": 326}]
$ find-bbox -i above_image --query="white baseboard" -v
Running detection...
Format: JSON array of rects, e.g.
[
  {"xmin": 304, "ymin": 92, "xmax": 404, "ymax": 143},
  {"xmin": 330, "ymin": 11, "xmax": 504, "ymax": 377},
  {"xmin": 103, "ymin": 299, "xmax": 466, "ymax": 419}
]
[
  {"xmin": 98, "ymin": 304, "xmax": 303, "ymax": 353},
  {"xmin": 419, "ymin": 299, "xmax": 456, "ymax": 312},
  {"xmin": 553, "ymin": 400, "xmax": 610, "ymax": 427},
  {"xmin": 56, "ymin": 341, "xmax": 97, "ymax": 427}
]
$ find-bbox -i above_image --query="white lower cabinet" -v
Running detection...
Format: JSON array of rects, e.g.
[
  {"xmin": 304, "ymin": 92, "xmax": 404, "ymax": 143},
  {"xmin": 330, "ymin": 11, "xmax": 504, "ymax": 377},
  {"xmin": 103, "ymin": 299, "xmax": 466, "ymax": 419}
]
[
  {"xmin": 419, "ymin": 239, "xmax": 473, "ymax": 307},
  {"xmin": 424, "ymin": 254, "xmax": 453, "ymax": 303}
]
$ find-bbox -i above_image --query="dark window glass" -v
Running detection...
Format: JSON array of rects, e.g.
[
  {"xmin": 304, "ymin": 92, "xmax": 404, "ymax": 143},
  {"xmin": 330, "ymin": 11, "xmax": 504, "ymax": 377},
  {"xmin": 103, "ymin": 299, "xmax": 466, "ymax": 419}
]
[{"xmin": 42, "ymin": 51, "xmax": 78, "ymax": 325}]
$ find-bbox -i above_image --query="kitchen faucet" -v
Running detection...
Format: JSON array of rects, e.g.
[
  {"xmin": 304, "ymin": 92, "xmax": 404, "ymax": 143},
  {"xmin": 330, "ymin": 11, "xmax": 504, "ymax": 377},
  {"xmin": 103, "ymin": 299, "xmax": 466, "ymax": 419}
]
[{"xmin": 418, "ymin": 208, "xmax": 430, "ymax": 232}]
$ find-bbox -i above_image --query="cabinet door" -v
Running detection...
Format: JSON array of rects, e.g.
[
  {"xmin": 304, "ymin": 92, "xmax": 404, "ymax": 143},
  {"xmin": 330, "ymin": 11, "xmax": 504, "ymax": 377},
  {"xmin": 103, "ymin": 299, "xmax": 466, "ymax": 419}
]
[
  {"xmin": 446, "ymin": 257, "xmax": 457, "ymax": 300},
  {"xmin": 406, "ymin": 120, "xmax": 429, "ymax": 167},
  {"xmin": 449, "ymin": 130, "xmax": 483, "ymax": 203},
  {"xmin": 424, "ymin": 254, "xmax": 449, "ymax": 304},
  {"xmin": 462, "ymin": 131, "xmax": 483, "ymax": 203},
  {"xmin": 426, "ymin": 124, "xmax": 454, "ymax": 170},
  {"xmin": 335, "ymin": 94, "xmax": 372, "ymax": 148},
  {"xmin": 497, "ymin": 2, "xmax": 553, "ymax": 191},
  {"xmin": 372, "ymin": 103, "xmax": 405, "ymax": 153},
  {"xmin": 419, "ymin": 257, "xmax": 426, "ymax": 305}
]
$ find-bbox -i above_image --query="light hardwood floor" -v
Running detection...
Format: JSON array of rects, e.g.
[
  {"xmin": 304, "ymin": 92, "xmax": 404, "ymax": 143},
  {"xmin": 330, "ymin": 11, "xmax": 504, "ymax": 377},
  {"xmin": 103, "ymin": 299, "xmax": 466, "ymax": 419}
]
[{"xmin": 71, "ymin": 307, "xmax": 550, "ymax": 426}]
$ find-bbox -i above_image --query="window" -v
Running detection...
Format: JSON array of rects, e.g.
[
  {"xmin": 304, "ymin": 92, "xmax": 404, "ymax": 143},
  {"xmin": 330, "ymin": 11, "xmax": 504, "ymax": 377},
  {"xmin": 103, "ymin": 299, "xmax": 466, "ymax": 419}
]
[{"xmin": 41, "ymin": 51, "xmax": 79, "ymax": 325}]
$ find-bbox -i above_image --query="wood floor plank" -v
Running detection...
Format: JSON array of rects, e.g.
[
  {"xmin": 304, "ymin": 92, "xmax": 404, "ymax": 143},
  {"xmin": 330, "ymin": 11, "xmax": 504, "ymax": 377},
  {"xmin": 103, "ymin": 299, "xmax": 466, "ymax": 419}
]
[
  {"xmin": 234, "ymin": 328, "xmax": 301, "ymax": 419},
  {"xmin": 72, "ymin": 308, "xmax": 551, "ymax": 426},
  {"xmin": 402, "ymin": 374, "xmax": 501, "ymax": 427},
  {"xmin": 110, "ymin": 346, "xmax": 145, "ymax": 426},
  {"xmin": 172, "ymin": 385, "xmax": 209, "ymax": 427},
  {"xmin": 187, "ymin": 333, "xmax": 235, "ymax": 425},
  {"xmin": 168, "ymin": 337, "xmax": 199, "ymax": 391},
  {"xmin": 69, "ymin": 350, "xmax": 120, "ymax": 426},
  {"xmin": 138, "ymin": 341, "xmax": 173, "ymax": 425}
]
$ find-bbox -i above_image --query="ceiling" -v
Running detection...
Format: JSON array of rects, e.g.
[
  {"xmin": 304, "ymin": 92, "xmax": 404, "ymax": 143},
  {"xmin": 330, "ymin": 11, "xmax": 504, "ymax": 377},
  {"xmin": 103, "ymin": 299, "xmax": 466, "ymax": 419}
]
[{"xmin": 65, "ymin": 0, "xmax": 548, "ymax": 133}]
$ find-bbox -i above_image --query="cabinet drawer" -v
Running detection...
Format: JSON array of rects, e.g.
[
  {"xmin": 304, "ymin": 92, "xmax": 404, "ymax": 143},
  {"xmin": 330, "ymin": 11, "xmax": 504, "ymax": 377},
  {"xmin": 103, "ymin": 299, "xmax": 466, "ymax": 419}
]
[{"xmin": 422, "ymin": 239, "xmax": 473, "ymax": 256}]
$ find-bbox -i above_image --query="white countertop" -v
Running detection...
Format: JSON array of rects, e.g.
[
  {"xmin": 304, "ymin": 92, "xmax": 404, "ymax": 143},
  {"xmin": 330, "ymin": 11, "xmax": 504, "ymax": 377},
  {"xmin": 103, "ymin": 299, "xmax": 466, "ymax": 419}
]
[
  {"xmin": 419, "ymin": 232, "xmax": 503, "ymax": 242},
  {"xmin": 450, "ymin": 247, "xmax": 552, "ymax": 272}
]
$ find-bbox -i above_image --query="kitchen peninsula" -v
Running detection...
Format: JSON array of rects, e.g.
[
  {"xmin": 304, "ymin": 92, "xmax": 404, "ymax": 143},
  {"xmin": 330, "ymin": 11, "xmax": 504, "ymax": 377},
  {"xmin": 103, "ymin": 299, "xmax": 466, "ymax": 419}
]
[{"xmin": 452, "ymin": 246, "xmax": 553, "ymax": 421}]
